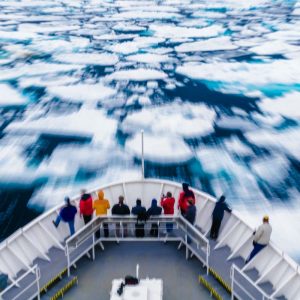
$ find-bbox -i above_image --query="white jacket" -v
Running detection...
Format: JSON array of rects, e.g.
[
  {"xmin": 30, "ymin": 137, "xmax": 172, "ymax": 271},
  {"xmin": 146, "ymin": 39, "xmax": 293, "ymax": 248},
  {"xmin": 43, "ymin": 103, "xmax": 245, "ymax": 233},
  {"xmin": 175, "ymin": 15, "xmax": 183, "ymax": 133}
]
[{"xmin": 253, "ymin": 223, "xmax": 272, "ymax": 245}]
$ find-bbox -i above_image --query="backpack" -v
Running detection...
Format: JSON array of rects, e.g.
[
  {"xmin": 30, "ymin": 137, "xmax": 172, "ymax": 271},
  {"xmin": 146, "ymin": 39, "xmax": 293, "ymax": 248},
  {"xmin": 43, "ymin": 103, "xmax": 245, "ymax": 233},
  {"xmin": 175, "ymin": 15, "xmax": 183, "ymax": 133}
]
[{"xmin": 135, "ymin": 211, "xmax": 148, "ymax": 237}]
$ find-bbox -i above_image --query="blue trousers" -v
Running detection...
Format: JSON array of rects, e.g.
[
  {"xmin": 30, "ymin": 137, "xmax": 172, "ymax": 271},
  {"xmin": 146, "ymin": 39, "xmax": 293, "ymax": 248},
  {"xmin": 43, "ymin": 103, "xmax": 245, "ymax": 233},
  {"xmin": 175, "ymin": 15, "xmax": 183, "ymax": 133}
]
[
  {"xmin": 166, "ymin": 223, "xmax": 173, "ymax": 233},
  {"xmin": 248, "ymin": 242, "xmax": 266, "ymax": 262},
  {"xmin": 54, "ymin": 215, "xmax": 75, "ymax": 236}
]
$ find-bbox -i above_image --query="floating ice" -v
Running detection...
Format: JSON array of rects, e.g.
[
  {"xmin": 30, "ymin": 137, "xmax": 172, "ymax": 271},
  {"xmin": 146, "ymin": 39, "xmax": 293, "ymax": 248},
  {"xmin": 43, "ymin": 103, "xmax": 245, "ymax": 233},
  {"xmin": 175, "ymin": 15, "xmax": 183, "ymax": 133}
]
[
  {"xmin": 0, "ymin": 84, "xmax": 27, "ymax": 106},
  {"xmin": 47, "ymin": 83, "xmax": 117, "ymax": 103},
  {"xmin": 176, "ymin": 59, "xmax": 300, "ymax": 86},
  {"xmin": 5, "ymin": 108, "xmax": 118, "ymax": 144},
  {"xmin": 259, "ymin": 92, "xmax": 300, "ymax": 119},
  {"xmin": 224, "ymin": 137, "xmax": 253, "ymax": 156},
  {"xmin": 111, "ymin": 11, "xmax": 181, "ymax": 20},
  {"xmin": 216, "ymin": 116, "xmax": 257, "ymax": 132},
  {"xmin": 105, "ymin": 68, "xmax": 167, "ymax": 81},
  {"xmin": 121, "ymin": 103, "xmax": 216, "ymax": 138},
  {"xmin": 175, "ymin": 36, "xmax": 238, "ymax": 52},
  {"xmin": 53, "ymin": 53, "xmax": 119, "ymax": 66},
  {"xmin": 150, "ymin": 24, "xmax": 224, "ymax": 38},
  {"xmin": 126, "ymin": 53, "xmax": 171, "ymax": 64},
  {"xmin": 125, "ymin": 133, "xmax": 193, "ymax": 163},
  {"xmin": 249, "ymin": 40, "xmax": 299, "ymax": 56}
]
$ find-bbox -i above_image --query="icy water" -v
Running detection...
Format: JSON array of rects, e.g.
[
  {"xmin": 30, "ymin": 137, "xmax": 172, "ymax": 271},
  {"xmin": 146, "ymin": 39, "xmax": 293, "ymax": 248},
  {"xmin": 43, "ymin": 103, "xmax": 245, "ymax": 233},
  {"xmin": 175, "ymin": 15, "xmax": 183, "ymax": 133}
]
[{"xmin": 0, "ymin": 0, "xmax": 300, "ymax": 260}]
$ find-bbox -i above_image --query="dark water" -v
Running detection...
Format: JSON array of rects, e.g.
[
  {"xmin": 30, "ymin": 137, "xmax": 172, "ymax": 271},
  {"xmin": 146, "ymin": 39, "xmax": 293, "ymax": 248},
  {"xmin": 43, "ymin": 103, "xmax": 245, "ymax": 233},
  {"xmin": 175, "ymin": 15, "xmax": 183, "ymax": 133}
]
[{"xmin": 0, "ymin": 0, "xmax": 299, "ymax": 260}]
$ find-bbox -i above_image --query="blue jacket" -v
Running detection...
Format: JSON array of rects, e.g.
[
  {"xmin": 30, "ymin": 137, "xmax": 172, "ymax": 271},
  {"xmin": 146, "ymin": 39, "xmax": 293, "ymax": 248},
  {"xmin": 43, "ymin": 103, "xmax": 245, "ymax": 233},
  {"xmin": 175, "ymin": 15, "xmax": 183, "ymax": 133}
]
[
  {"xmin": 132, "ymin": 204, "xmax": 146, "ymax": 216},
  {"xmin": 147, "ymin": 199, "xmax": 162, "ymax": 216},
  {"xmin": 60, "ymin": 205, "xmax": 77, "ymax": 222},
  {"xmin": 185, "ymin": 205, "xmax": 196, "ymax": 225},
  {"xmin": 212, "ymin": 198, "xmax": 231, "ymax": 221}
]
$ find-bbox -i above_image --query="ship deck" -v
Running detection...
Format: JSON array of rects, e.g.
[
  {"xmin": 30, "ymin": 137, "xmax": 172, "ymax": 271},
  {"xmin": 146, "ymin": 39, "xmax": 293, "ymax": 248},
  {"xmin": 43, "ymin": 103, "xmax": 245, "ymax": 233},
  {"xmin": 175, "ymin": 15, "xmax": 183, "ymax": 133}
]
[{"xmin": 64, "ymin": 241, "xmax": 209, "ymax": 299}]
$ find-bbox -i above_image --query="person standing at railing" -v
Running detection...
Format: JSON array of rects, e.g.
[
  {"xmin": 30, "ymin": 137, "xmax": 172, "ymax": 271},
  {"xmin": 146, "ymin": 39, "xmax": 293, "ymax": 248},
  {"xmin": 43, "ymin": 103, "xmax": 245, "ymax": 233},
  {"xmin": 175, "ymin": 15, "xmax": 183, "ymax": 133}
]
[
  {"xmin": 147, "ymin": 199, "xmax": 162, "ymax": 237},
  {"xmin": 79, "ymin": 189, "xmax": 93, "ymax": 225},
  {"xmin": 93, "ymin": 190, "xmax": 110, "ymax": 238},
  {"xmin": 210, "ymin": 195, "xmax": 232, "ymax": 240},
  {"xmin": 246, "ymin": 215, "xmax": 272, "ymax": 264},
  {"xmin": 52, "ymin": 197, "xmax": 77, "ymax": 236},
  {"xmin": 161, "ymin": 192, "xmax": 175, "ymax": 233},
  {"xmin": 112, "ymin": 196, "xmax": 130, "ymax": 237},
  {"xmin": 178, "ymin": 183, "xmax": 195, "ymax": 216},
  {"xmin": 184, "ymin": 199, "xmax": 196, "ymax": 244}
]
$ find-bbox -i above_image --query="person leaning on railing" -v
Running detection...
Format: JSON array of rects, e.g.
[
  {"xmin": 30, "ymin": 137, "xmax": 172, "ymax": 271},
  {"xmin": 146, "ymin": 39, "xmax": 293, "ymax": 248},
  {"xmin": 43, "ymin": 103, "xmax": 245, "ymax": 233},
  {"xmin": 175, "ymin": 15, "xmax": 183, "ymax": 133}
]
[
  {"xmin": 52, "ymin": 197, "xmax": 77, "ymax": 236},
  {"xmin": 246, "ymin": 215, "xmax": 272, "ymax": 264},
  {"xmin": 93, "ymin": 190, "xmax": 110, "ymax": 238},
  {"xmin": 178, "ymin": 183, "xmax": 195, "ymax": 216},
  {"xmin": 147, "ymin": 199, "xmax": 162, "ymax": 237},
  {"xmin": 160, "ymin": 192, "xmax": 175, "ymax": 233},
  {"xmin": 112, "ymin": 196, "xmax": 130, "ymax": 237},
  {"xmin": 79, "ymin": 189, "xmax": 93, "ymax": 225}
]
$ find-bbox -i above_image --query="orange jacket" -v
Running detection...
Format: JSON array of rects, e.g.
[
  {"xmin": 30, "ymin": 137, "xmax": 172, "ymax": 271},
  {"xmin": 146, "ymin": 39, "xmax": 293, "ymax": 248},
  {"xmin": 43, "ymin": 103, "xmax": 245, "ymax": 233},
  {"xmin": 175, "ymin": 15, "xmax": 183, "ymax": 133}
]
[{"xmin": 93, "ymin": 190, "xmax": 110, "ymax": 216}]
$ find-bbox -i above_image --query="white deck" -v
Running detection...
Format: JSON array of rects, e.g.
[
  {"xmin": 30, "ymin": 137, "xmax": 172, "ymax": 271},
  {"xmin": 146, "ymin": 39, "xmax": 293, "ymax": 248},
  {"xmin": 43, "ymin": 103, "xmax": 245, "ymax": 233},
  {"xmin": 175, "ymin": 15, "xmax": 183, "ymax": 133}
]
[{"xmin": 0, "ymin": 178, "xmax": 299, "ymax": 300}]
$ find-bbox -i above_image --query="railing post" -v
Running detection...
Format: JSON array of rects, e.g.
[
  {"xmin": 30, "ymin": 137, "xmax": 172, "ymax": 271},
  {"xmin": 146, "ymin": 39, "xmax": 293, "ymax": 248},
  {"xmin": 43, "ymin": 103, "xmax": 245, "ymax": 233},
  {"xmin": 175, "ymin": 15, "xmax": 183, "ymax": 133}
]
[
  {"xmin": 92, "ymin": 234, "xmax": 95, "ymax": 261},
  {"xmin": 231, "ymin": 266, "xmax": 234, "ymax": 300},
  {"xmin": 67, "ymin": 244, "xmax": 71, "ymax": 277},
  {"xmin": 206, "ymin": 243, "xmax": 209, "ymax": 275},
  {"xmin": 141, "ymin": 130, "xmax": 145, "ymax": 180},
  {"xmin": 185, "ymin": 224, "xmax": 188, "ymax": 260},
  {"xmin": 36, "ymin": 266, "xmax": 41, "ymax": 300}
]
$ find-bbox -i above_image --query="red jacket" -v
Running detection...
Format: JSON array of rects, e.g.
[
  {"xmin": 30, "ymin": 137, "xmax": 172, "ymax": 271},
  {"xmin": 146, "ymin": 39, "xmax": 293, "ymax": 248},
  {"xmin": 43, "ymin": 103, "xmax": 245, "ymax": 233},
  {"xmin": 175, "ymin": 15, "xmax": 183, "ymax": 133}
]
[
  {"xmin": 80, "ymin": 194, "xmax": 93, "ymax": 216},
  {"xmin": 160, "ymin": 197, "xmax": 175, "ymax": 215},
  {"xmin": 178, "ymin": 191, "xmax": 195, "ymax": 214}
]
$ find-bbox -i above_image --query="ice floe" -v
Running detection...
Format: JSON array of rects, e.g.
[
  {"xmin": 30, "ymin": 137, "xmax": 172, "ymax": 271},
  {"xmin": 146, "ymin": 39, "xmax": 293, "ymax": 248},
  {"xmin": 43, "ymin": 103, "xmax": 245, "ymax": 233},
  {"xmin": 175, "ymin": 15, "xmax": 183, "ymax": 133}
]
[
  {"xmin": 121, "ymin": 103, "xmax": 216, "ymax": 138},
  {"xmin": 125, "ymin": 133, "xmax": 193, "ymax": 163},
  {"xmin": 5, "ymin": 108, "xmax": 118, "ymax": 144},
  {"xmin": 150, "ymin": 24, "xmax": 224, "ymax": 38},
  {"xmin": 105, "ymin": 68, "xmax": 167, "ymax": 81},
  {"xmin": 175, "ymin": 36, "xmax": 238, "ymax": 52},
  {"xmin": 53, "ymin": 53, "xmax": 119, "ymax": 66},
  {"xmin": 46, "ymin": 83, "xmax": 117, "ymax": 103},
  {"xmin": 126, "ymin": 53, "xmax": 171, "ymax": 63},
  {"xmin": 0, "ymin": 84, "xmax": 27, "ymax": 106}
]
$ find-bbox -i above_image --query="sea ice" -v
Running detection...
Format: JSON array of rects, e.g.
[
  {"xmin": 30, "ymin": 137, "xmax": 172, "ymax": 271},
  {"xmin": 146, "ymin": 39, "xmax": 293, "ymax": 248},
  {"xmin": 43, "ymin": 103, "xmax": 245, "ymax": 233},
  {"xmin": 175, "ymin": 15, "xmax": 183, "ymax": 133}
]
[
  {"xmin": 0, "ymin": 84, "xmax": 27, "ymax": 106},
  {"xmin": 105, "ymin": 68, "xmax": 167, "ymax": 81}
]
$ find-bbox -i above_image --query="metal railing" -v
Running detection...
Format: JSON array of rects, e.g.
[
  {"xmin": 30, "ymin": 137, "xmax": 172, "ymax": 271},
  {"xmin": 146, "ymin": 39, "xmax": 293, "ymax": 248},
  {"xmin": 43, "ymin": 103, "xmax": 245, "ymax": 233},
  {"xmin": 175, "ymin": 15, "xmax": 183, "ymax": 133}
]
[
  {"xmin": 0, "ymin": 265, "xmax": 40, "ymax": 300},
  {"xmin": 65, "ymin": 215, "xmax": 210, "ymax": 277},
  {"xmin": 231, "ymin": 264, "xmax": 271, "ymax": 300}
]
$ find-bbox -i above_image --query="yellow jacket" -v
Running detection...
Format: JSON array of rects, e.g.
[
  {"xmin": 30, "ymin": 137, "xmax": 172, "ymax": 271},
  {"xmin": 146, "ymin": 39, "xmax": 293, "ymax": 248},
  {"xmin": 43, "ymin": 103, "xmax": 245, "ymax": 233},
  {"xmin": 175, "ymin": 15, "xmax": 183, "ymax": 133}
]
[{"xmin": 93, "ymin": 190, "xmax": 110, "ymax": 216}]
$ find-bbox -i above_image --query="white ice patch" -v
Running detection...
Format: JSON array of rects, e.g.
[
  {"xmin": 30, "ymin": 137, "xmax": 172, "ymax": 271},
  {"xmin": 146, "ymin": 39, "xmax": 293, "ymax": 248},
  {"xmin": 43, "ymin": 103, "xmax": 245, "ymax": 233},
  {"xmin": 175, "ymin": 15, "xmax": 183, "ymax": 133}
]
[
  {"xmin": 176, "ymin": 59, "xmax": 300, "ymax": 86},
  {"xmin": 0, "ymin": 84, "xmax": 27, "ymax": 106},
  {"xmin": 94, "ymin": 33, "xmax": 136, "ymax": 41},
  {"xmin": 126, "ymin": 53, "xmax": 171, "ymax": 63},
  {"xmin": 5, "ymin": 108, "xmax": 118, "ymax": 144},
  {"xmin": 105, "ymin": 68, "xmax": 167, "ymax": 81},
  {"xmin": 249, "ymin": 40, "xmax": 299, "ymax": 56},
  {"xmin": 0, "ymin": 63, "xmax": 84, "ymax": 81},
  {"xmin": 125, "ymin": 133, "xmax": 193, "ymax": 163},
  {"xmin": 259, "ymin": 92, "xmax": 300, "ymax": 119},
  {"xmin": 47, "ymin": 83, "xmax": 116, "ymax": 103},
  {"xmin": 19, "ymin": 75, "xmax": 79, "ymax": 88},
  {"xmin": 121, "ymin": 102, "xmax": 216, "ymax": 138},
  {"xmin": 251, "ymin": 154, "xmax": 289, "ymax": 185},
  {"xmin": 216, "ymin": 116, "xmax": 257, "ymax": 132},
  {"xmin": 53, "ymin": 53, "xmax": 119, "ymax": 66},
  {"xmin": 149, "ymin": 24, "xmax": 224, "ymax": 38},
  {"xmin": 224, "ymin": 137, "xmax": 253, "ymax": 156},
  {"xmin": 175, "ymin": 36, "xmax": 238, "ymax": 52},
  {"xmin": 111, "ymin": 11, "xmax": 181, "ymax": 20},
  {"xmin": 246, "ymin": 128, "xmax": 300, "ymax": 160},
  {"xmin": 0, "ymin": 30, "xmax": 37, "ymax": 41}
]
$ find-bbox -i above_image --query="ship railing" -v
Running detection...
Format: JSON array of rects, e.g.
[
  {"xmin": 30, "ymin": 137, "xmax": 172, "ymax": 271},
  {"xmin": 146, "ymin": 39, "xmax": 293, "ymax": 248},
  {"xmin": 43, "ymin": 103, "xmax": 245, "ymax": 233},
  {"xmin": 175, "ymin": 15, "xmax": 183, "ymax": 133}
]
[
  {"xmin": 231, "ymin": 264, "xmax": 271, "ymax": 300},
  {"xmin": 0, "ymin": 264, "xmax": 40, "ymax": 300},
  {"xmin": 65, "ymin": 215, "xmax": 210, "ymax": 277}
]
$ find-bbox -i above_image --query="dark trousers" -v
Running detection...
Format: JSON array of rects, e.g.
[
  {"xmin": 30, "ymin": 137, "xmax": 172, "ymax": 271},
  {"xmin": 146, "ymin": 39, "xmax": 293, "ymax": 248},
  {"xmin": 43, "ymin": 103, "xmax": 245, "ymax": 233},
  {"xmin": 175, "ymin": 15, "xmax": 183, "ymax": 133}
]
[
  {"xmin": 166, "ymin": 222, "xmax": 173, "ymax": 233},
  {"xmin": 150, "ymin": 223, "xmax": 159, "ymax": 237},
  {"xmin": 247, "ymin": 242, "xmax": 266, "ymax": 263},
  {"xmin": 83, "ymin": 215, "xmax": 92, "ymax": 225},
  {"xmin": 210, "ymin": 218, "xmax": 222, "ymax": 239},
  {"xmin": 96, "ymin": 223, "xmax": 109, "ymax": 238}
]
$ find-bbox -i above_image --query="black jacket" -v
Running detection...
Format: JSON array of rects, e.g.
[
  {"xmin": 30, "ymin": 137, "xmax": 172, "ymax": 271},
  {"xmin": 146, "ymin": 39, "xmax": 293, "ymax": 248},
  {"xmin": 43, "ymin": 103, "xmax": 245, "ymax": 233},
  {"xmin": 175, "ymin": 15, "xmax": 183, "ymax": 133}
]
[
  {"xmin": 212, "ymin": 200, "xmax": 231, "ymax": 221},
  {"xmin": 147, "ymin": 199, "xmax": 162, "ymax": 216},
  {"xmin": 185, "ymin": 205, "xmax": 196, "ymax": 225},
  {"xmin": 112, "ymin": 203, "xmax": 130, "ymax": 215}
]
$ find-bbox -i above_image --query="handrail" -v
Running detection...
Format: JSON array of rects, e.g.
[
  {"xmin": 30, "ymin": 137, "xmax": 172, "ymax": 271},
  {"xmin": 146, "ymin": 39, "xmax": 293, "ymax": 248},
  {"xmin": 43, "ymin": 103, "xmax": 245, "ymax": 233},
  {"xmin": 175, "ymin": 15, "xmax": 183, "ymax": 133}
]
[
  {"xmin": 0, "ymin": 264, "xmax": 40, "ymax": 300},
  {"xmin": 231, "ymin": 264, "xmax": 271, "ymax": 300},
  {"xmin": 65, "ymin": 215, "xmax": 210, "ymax": 277}
]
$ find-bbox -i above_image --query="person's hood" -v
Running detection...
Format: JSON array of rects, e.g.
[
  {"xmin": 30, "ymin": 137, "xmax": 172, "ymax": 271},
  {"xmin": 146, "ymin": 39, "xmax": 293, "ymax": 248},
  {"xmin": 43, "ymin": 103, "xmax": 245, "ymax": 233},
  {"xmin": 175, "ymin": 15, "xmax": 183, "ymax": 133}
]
[
  {"xmin": 182, "ymin": 183, "xmax": 189, "ymax": 192},
  {"xmin": 98, "ymin": 190, "xmax": 104, "ymax": 201},
  {"xmin": 136, "ymin": 199, "xmax": 141, "ymax": 206},
  {"xmin": 81, "ymin": 193, "xmax": 91, "ymax": 201},
  {"xmin": 218, "ymin": 195, "xmax": 226, "ymax": 203},
  {"xmin": 151, "ymin": 199, "xmax": 157, "ymax": 207}
]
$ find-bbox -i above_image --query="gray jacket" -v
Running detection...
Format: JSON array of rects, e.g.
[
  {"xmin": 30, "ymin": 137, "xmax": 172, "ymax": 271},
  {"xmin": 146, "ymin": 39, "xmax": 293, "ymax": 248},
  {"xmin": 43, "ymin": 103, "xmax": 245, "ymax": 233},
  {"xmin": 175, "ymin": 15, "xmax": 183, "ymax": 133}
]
[{"xmin": 253, "ymin": 223, "xmax": 272, "ymax": 245}]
